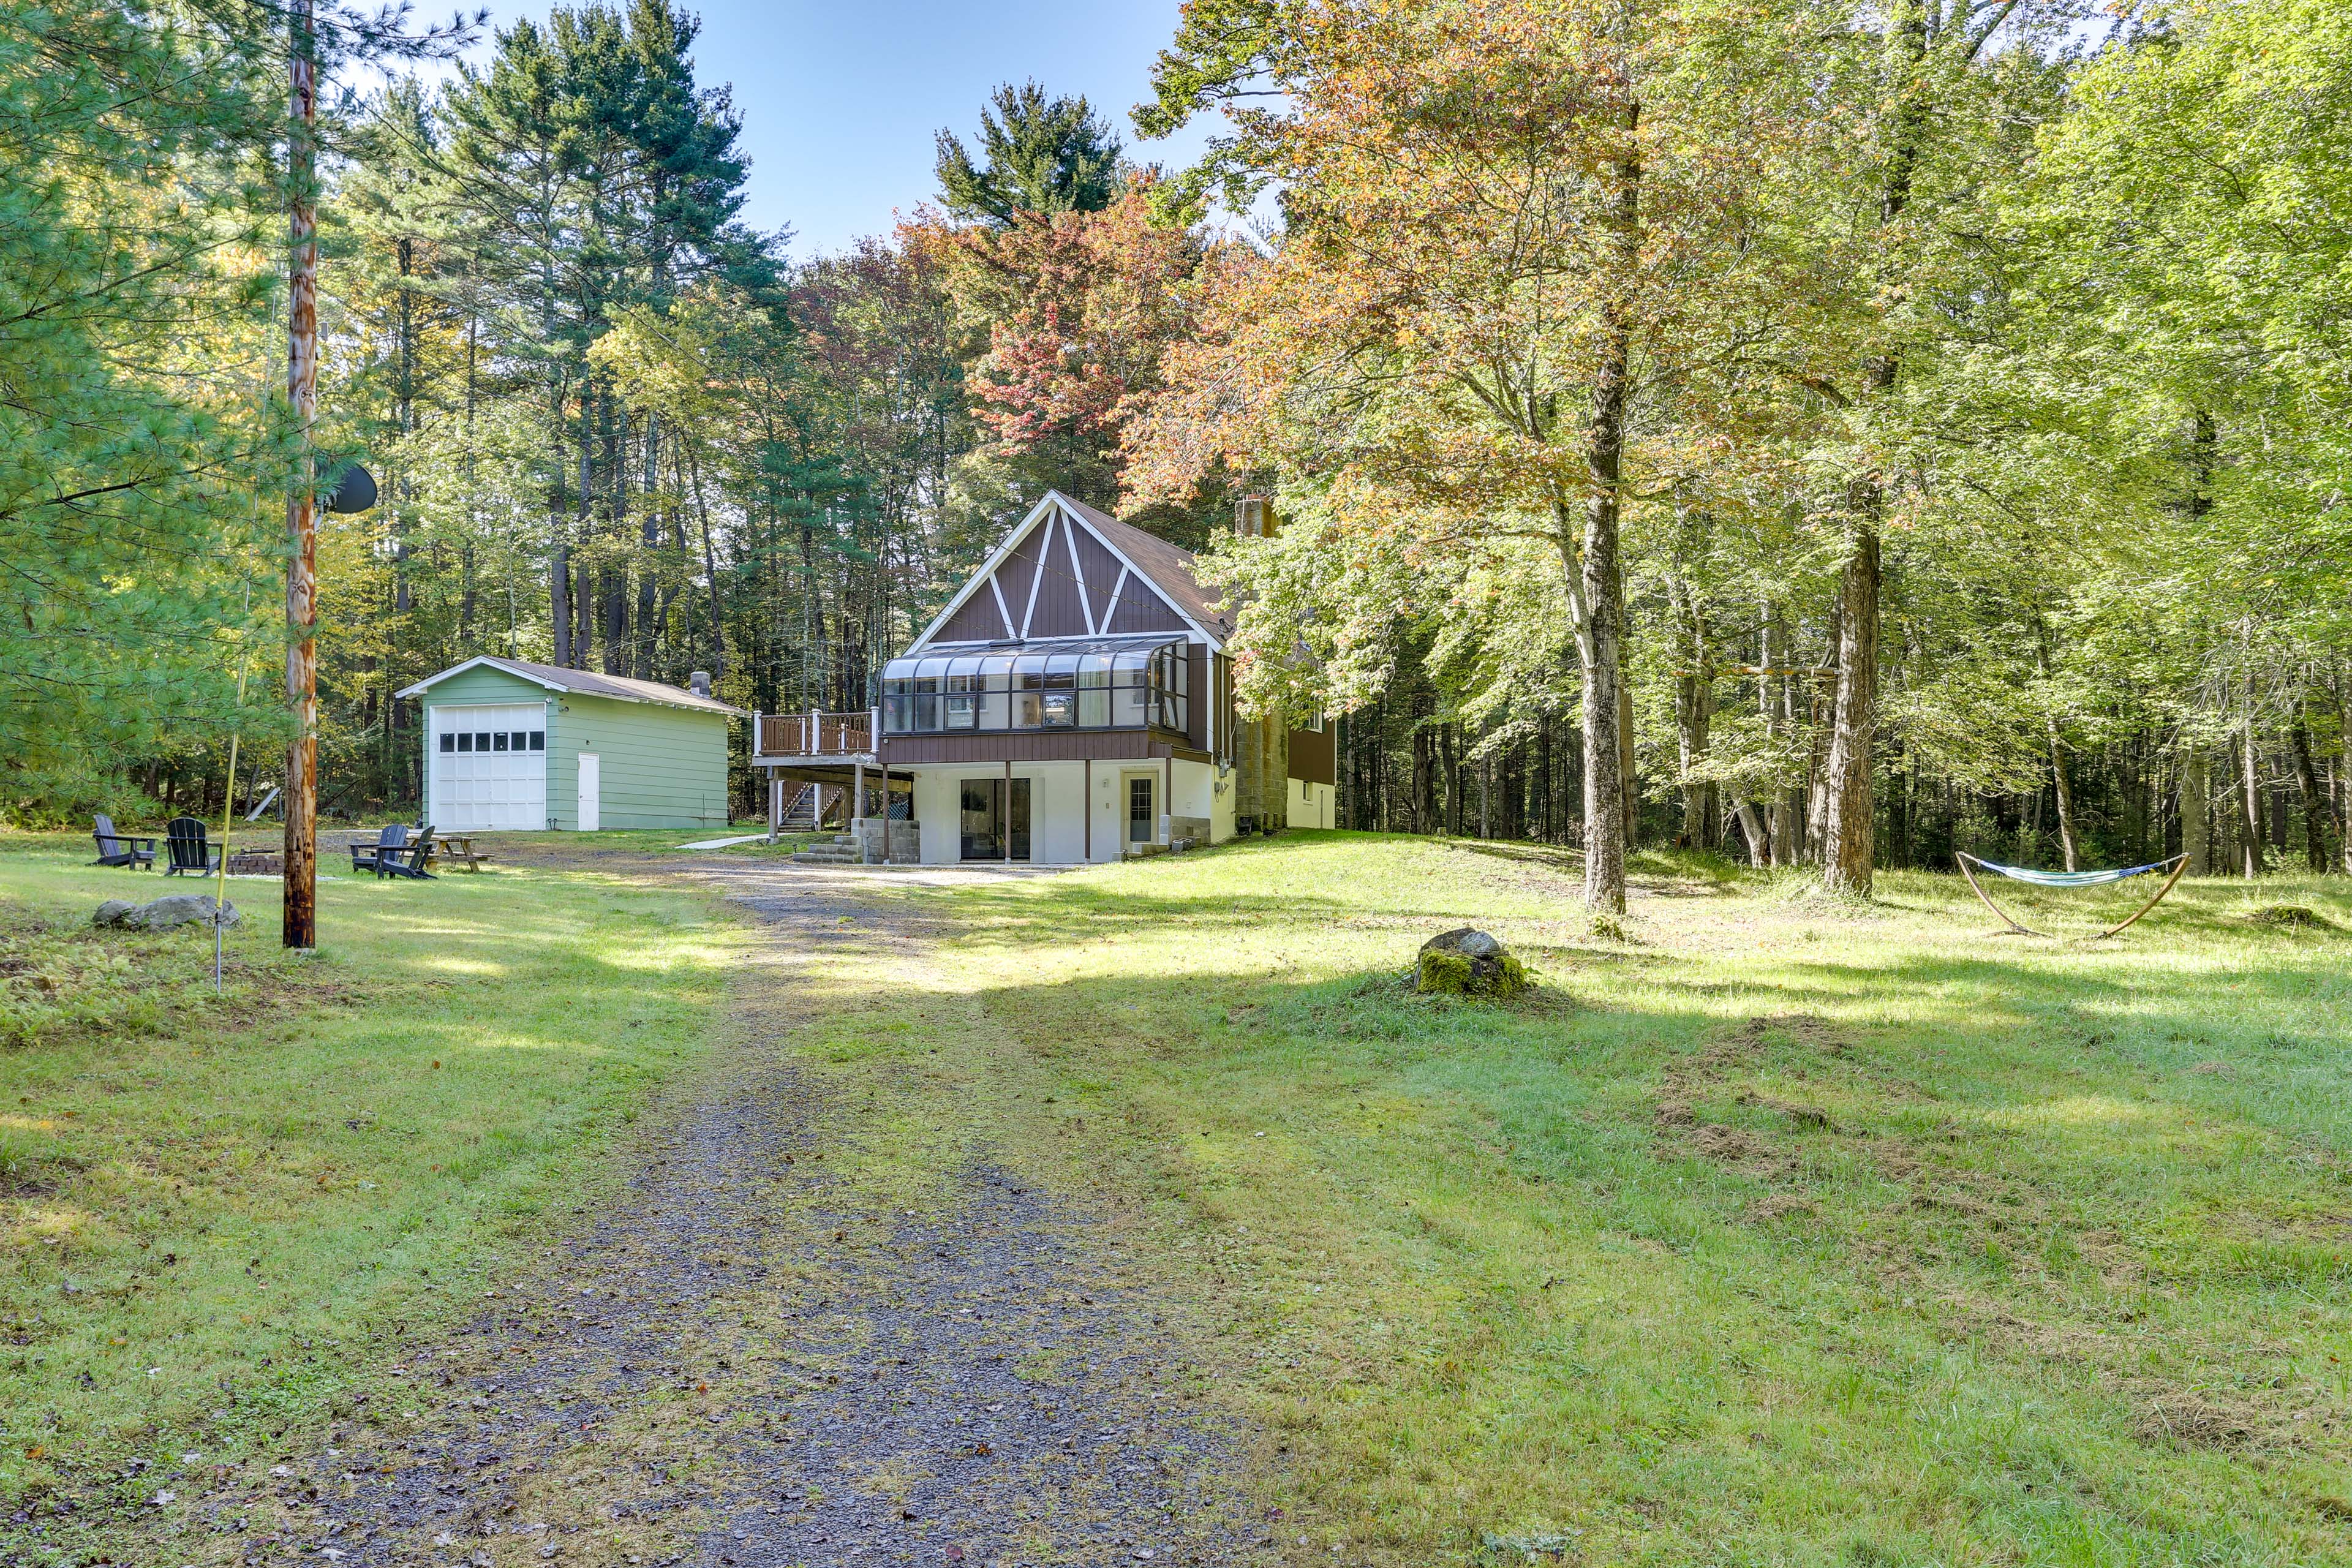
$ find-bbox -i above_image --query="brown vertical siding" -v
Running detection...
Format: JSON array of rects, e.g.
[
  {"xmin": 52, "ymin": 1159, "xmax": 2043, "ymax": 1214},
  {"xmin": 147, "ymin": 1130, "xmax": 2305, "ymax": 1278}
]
[
  {"xmin": 1069, "ymin": 522, "xmax": 1124, "ymax": 630},
  {"xmin": 1106, "ymin": 587, "xmax": 1185, "ymax": 635},
  {"xmin": 1288, "ymin": 721, "xmax": 1336, "ymax": 785},
  {"xmin": 934, "ymin": 590, "xmax": 1008, "ymax": 644},
  {"xmin": 1186, "ymin": 645, "xmax": 1208, "ymax": 751}
]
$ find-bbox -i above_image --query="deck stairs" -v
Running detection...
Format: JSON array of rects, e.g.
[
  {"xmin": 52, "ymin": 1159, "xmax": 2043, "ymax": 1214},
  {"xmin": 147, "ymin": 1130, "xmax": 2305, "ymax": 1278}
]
[{"xmin": 778, "ymin": 783, "xmax": 843, "ymax": 832}]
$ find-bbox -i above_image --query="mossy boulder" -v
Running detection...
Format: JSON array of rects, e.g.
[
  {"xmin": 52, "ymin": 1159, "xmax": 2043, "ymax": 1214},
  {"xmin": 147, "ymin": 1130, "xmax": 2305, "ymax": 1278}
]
[{"xmin": 1415, "ymin": 927, "xmax": 1528, "ymax": 998}]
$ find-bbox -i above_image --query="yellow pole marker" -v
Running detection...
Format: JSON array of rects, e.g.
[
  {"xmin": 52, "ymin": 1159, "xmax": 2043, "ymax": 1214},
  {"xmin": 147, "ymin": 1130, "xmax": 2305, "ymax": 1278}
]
[{"xmin": 215, "ymin": 586, "xmax": 254, "ymax": 993}]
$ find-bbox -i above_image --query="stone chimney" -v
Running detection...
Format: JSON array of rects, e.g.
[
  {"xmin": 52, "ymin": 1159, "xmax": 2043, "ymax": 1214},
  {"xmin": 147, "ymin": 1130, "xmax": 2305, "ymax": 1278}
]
[
  {"xmin": 689, "ymin": 670, "xmax": 712, "ymax": 698},
  {"xmin": 1228, "ymin": 497, "xmax": 1287, "ymax": 835}
]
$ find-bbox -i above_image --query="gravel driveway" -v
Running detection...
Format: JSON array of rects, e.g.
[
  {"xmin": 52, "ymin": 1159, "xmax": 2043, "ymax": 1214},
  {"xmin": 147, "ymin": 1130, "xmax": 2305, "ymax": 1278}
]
[{"xmin": 199, "ymin": 859, "xmax": 1264, "ymax": 1568}]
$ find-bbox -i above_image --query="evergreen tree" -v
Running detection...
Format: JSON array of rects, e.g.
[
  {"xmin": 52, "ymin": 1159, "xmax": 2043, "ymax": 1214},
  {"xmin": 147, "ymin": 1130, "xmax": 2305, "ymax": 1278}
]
[{"xmin": 933, "ymin": 81, "xmax": 1126, "ymax": 225}]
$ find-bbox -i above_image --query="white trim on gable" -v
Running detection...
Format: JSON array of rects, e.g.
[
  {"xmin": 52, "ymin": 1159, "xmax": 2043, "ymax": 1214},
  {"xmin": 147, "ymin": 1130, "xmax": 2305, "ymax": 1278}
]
[
  {"xmin": 905, "ymin": 494, "xmax": 1058, "ymax": 654},
  {"xmin": 395, "ymin": 654, "xmax": 569, "ymax": 701},
  {"xmin": 1049, "ymin": 496, "xmax": 1221, "ymax": 649},
  {"xmin": 1018, "ymin": 520, "xmax": 1048, "ymax": 636},
  {"xmin": 903, "ymin": 490, "xmax": 1225, "ymax": 654},
  {"xmin": 1064, "ymin": 514, "xmax": 1096, "ymax": 635},
  {"xmin": 1099, "ymin": 565, "xmax": 1131, "ymax": 631},
  {"xmin": 987, "ymin": 575, "xmax": 1015, "ymax": 640}
]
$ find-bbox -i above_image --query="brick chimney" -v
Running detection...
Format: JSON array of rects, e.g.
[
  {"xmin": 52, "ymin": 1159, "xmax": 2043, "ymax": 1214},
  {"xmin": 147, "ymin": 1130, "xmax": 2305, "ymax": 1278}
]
[{"xmin": 689, "ymin": 670, "xmax": 712, "ymax": 698}]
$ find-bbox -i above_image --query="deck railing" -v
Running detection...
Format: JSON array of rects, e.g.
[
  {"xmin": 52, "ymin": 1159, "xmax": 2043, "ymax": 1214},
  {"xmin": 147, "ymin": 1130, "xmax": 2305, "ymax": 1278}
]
[{"xmin": 755, "ymin": 708, "xmax": 876, "ymax": 759}]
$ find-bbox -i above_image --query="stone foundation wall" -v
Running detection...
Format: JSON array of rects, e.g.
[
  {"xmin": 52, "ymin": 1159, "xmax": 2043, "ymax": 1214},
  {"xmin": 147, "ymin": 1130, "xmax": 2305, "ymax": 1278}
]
[{"xmin": 854, "ymin": 819, "xmax": 921, "ymax": 865}]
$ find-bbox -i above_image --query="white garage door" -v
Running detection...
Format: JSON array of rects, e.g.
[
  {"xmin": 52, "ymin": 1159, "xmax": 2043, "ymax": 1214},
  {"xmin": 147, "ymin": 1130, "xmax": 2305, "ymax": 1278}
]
[{"xmin": 430, "ymin": 703, "xmax": 547, "ymax": 831}]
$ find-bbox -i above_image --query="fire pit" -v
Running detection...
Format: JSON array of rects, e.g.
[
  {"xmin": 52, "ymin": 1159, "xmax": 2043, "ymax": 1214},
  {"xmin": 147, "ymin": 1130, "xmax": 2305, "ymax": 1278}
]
[{"xmin": 224, "ymin": 851, "xmax": 282, "ymax": 876}]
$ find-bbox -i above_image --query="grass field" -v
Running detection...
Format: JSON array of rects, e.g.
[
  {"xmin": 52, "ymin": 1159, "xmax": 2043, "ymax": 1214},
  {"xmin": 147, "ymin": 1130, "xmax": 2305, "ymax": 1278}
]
[
  {"xmin": 0, "ymin": 831, "xmax": 747, "ymax": 1520},
  {"xmin": 822, "ymin": 834, "xmax": 2352, "ymax": 1567},
  {"xmin": 9, "ymin": 824, "xmax": 2351, "ymax": 1566}
]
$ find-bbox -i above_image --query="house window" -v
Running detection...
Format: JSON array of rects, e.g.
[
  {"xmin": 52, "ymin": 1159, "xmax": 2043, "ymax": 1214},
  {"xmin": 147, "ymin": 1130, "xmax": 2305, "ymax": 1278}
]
[
  {"xmin": 880, "ymin": 638, "xmax": 1193, "ymax": 736},
  {"xmin": 456, "ymin": 732, "xmax": 472, "ymax": 752},
  {"xmin": 492, "ymin": 731, "xmax": 510, "ymax": 752},
  {"xmin": 440, "ymin": 733, "xmax": 455, "ymax": 753},
  {"xmin": 529, "ymin": 731, "xmax": 545, "ymax": 750}
]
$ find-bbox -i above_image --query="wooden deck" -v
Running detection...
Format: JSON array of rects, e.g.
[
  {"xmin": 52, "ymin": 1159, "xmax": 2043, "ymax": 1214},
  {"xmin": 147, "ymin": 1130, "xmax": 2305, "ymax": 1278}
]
[{"xmin": 752, "ymin": 709, "xmax": 877, "ymax": 766}]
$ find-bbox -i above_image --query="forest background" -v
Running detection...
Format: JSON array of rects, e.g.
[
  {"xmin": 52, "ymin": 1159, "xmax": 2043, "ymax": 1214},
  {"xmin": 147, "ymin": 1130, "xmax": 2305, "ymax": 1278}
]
[{"xmin": 6, "ymin": 0, "xmax": 2348, "ymax": 907}]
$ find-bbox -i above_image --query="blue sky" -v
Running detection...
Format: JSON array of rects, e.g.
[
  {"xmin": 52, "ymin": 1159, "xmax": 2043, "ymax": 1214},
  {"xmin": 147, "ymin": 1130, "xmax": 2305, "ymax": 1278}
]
[{"xmin": 422, "ymin": 0, "xmax": 1215, "ymax": 260}]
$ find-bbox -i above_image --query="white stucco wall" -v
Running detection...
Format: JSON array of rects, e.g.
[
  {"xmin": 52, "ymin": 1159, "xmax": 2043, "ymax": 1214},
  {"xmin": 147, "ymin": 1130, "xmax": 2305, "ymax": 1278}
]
[
  {"xmin": 910, "ymin": 760, "xmax": 1147, "ymax": 865},
  {"xmin": 1289, "ymin": 777, "xmax": 1335, "ymax": 829},
  {"xmin": 1210, "ymin": 761, "xmax": 1237, "ymax": 843}
]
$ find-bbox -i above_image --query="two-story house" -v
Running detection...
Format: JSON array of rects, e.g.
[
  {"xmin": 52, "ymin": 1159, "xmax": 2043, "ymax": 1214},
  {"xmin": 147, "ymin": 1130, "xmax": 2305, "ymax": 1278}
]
[{"xmin": 752, "ymin": 491, "xmax": 1333, "ymax": 864}]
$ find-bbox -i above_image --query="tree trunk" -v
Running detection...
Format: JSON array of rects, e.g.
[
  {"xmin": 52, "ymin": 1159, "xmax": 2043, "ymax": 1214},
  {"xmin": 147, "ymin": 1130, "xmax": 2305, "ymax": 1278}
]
[
  {"xmin": 1569, "ymin": 109, "xmax": 1642, "ymax": 912},
  {"xmin": 1732, "ymin": 799, "xmax": 1769, "ymax": 867},
  {"xmin": 1819, "ymin": 0, "xmax": 1927, "ymax": 895},
  {"xmin": 2180, "ymin": 745, "xmax": 2209, "ymax": 875},
  {"xmin": 281, "ymin": 0, "xmax": 320, "ymax": 952},
  {"xmin": 2293, "ymin": 715, "xmax": 2326, "ymax": 872},
  {"xmin": 1821, "ymin": 517, "xmax": 1880, "ymax": 892},
  {"xmin": 1761, "ymin": 603, "xmax": 1793, "ymax": 865},
  {"xmin": 2239, "ymin": 684, "xmax": 2263, "ymax": 878},
  {"xmin": 2048, "ymin": 730, "xmax": 2079, "ymax": 872}
]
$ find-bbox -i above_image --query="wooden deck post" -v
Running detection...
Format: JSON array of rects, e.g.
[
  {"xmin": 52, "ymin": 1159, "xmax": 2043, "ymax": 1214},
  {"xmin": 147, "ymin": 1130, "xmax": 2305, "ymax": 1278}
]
[
  {"xmin": 852, "ymin": 759, "xmax": 865, "ymax": 861},
  {"xmin": 767, "ymin": 772, "xmax": 780, "ymax": 843}
]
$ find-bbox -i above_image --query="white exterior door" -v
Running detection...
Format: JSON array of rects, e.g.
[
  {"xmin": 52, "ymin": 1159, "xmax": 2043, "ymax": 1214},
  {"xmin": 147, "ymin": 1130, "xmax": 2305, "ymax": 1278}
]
[
  {"xmin": 430, "ymin": 703, "xmax": 547, "ymax": 831},
  {"xmin": 576, "ymin": 753, "xmax": 600, "ymax": 831}
]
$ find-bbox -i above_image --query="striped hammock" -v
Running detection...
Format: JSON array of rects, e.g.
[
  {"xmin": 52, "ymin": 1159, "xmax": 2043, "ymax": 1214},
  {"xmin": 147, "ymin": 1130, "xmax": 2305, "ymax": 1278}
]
[
  {"xmin": 1964, "ymin": 858, "xmax": 2173, "ymax": 888},
  {"xmin": 1954, "ymin": 851, "xmax": 2188, "ymax": 939}
]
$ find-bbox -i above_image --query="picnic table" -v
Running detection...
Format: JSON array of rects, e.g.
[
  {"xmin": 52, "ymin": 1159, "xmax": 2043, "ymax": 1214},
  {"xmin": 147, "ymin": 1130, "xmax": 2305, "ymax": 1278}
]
[{"xmin": 426, "ymin": 832, "xmax": 495, "ymax": 872}]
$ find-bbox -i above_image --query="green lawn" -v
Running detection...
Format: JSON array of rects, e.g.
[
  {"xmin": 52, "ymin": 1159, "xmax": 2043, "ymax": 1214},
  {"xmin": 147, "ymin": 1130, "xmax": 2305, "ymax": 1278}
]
[
  {"xmin": 9, "ymin": 825, "xmax": 2350, "ymax": 1566},
  {"xmin": 0, "ymin": 832, "xmax": 746, "ymax": 1518},
  {"xmin": 827, "ymin": 834, "xmax": 2352, "ymax": 1567}
]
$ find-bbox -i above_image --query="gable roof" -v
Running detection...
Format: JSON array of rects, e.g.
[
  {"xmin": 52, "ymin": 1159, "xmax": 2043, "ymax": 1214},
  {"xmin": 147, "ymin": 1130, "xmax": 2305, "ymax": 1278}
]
[
  {"xmin": 1054, "ymin": 494, "xmax": 1232, "ymax": 640},
  {"xmin": 907, "ymin": 491, "xmax": 1231, "ymax": 654},
  {"xmin": 395, "ymin": 655, "xmax": 744, "ymax": 716}
]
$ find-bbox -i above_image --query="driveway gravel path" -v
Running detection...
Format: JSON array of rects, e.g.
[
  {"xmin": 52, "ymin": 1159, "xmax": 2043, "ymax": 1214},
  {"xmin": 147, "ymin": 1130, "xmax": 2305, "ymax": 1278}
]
[{"xmin": 201, "ymin": 858, "xmax": 1264, "ymax": 1568}]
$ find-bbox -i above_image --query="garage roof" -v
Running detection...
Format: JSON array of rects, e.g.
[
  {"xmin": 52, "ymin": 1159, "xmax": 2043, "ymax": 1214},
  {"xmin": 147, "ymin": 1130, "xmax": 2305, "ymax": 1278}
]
[{"xmin": 396, "ymin": 655, "xmax": 744, "ymax": 716}]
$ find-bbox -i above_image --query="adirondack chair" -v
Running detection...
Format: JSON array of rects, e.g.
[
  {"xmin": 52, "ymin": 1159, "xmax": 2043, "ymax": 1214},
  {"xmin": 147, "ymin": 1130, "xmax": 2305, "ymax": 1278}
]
[
  {"xmin": 374, "ymin": 824, "xmax": 435, "ymax": 881},
  {"xmin": 348, "ymin": 823, "xmax": 407, "ymax": 874},
  {"xmin": 162, "ymin": 816, "xmax": 220, "ymax": 876},
  {"xmin": 91, "ymin": 814, "xmax": 156, "ymax": 870}
]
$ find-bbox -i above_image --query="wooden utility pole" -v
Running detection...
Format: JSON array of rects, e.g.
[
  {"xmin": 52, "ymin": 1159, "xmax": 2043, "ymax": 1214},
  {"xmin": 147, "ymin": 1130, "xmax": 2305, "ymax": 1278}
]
[{"xmin": 282, "ymin": 0, "xmax": 320, "ymax": 949}]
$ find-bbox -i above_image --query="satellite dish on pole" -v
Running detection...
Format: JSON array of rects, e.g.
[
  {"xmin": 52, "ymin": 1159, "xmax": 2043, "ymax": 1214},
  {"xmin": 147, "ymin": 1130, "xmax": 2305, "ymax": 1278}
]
[{"xmin": 323, "ymin": 461, "xmax": 377, "ymax": 514}]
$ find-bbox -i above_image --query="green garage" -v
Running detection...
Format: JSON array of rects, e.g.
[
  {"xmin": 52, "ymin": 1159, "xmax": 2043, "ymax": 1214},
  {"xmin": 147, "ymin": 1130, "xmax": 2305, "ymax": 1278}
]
[{"xmin": 397, "ymin": 656, "xmax": 741, "ymax": 832}]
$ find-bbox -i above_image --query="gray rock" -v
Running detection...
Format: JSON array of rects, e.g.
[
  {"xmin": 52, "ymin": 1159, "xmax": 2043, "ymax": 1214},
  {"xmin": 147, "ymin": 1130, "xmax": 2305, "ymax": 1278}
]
[
  {"xmin": 1420, "ymin": 927, "xmax": 1502, "ymax": 960},
  {"xmin": 96, "ymin": 894, "xmax": 237, "ymax": 931}
]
